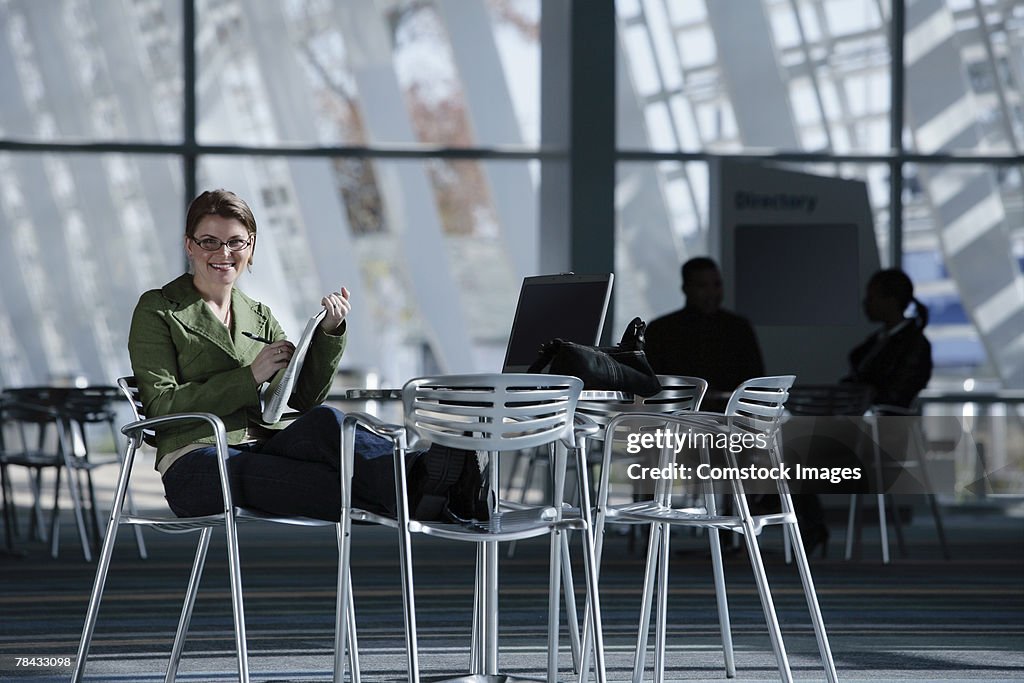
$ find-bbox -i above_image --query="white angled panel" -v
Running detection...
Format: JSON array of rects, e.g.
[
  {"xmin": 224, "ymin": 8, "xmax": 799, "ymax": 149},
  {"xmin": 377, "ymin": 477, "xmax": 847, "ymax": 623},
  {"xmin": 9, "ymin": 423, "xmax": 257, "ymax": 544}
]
[{"xmin": 940, "ymin": 192, "xmax": 1004, "ymax": 256}]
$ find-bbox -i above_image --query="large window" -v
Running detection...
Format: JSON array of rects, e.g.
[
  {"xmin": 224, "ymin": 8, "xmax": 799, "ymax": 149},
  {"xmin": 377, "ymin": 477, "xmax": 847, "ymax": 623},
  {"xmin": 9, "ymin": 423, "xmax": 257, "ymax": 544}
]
[
  {"xmin": 615, "ymin": 0, "xmax": 1024, "ymax": 387},
  {"xmin": 2, "ymin": 0, "xmax": 1022, "ymax": 390},
  {"xmin": 0, "ymin": 0, "xmax": 540, "ymax": 387}
]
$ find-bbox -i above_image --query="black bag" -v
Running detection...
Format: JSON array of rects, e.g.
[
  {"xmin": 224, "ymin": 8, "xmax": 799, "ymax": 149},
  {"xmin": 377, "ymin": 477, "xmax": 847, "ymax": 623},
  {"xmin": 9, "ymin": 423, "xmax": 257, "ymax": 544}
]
[{"xmin": 527, "ymin": 317, "xmax": 662, "ymax": 397}]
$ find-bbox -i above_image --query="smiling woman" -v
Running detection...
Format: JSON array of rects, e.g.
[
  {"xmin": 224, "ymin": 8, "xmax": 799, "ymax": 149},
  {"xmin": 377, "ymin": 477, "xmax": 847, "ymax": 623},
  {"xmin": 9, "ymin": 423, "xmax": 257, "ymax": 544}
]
[{"xmin": 127, "ymin": 189, "xmax": 479, "ymax": 523}]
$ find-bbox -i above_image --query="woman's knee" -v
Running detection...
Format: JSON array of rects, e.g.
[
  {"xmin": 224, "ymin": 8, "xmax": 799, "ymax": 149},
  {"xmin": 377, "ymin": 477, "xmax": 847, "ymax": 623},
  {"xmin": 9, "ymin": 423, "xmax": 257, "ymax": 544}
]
[{"xmin": 307, "ymin": 404, "xmax": 345, "ymax": 428}]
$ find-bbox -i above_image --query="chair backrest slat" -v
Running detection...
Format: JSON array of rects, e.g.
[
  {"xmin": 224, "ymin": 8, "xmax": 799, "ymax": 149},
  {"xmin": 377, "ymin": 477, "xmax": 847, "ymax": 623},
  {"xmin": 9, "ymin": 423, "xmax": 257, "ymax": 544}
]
[
  {"xmin": 403, "ymin": 374, "xmax": 582, "ymax": 452},
  {"xmin": 117, "ymin": 376, "xmax": 158, "ymax": 447},
  {"xmin": 724, "ymin": 375, "xmax": 796, "ymax": 436},
  {"xmin": 576, "ymin": 375, "xmax": 708, "ymax": 429},
  {"xmin": 785, "ymin": 384, "xmax": 873, "ymax": 416}
]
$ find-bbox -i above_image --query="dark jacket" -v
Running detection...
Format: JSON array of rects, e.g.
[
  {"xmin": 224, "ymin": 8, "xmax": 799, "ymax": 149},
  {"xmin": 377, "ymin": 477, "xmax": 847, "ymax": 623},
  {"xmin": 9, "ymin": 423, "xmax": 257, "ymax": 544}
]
[
  {"xmin": 845, "ymin": 321, "xmax": 932, "ymax": 408},
  {"xmin": 644, "ymin": 307, "xmax": 765, "ymax": 393},
  {"xmin": 128, "ymin": 273, "xmax": 346, "ymax": 467}
]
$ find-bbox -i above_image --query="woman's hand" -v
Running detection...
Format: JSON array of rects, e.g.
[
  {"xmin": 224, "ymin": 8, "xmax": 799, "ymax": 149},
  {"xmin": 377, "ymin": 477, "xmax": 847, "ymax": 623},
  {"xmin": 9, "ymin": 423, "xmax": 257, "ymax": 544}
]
[
  {"xmin": 250, "ymin": 340, "xmax": 296, "ymax": 384},
  {"xmin": 320, "ymin": 286, "xmax": 351, "ymax": 333}
]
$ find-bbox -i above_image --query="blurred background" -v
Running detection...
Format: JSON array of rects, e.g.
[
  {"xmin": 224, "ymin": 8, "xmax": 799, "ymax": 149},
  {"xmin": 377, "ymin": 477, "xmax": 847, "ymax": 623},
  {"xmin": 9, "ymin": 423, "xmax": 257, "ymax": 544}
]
[
  {"xmin": 1, "ymin": 7, "xmax": 1023, "ymax": 676},
  {"xmin": 0, "ymin": 0, "xmax": 1021, "ymax": 392}
]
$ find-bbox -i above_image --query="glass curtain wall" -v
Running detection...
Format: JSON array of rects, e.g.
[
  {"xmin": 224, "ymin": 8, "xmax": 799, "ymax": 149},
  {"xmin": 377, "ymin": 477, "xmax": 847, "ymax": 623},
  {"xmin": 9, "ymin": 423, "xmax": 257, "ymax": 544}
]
[
  {"xmin": 0, "ymin": 0, "xmax": 540, "ymax": 387},
  {"xmin": 3, "ymin": 0, "xmax": 1022, "ymax": 389},
  {"xmin": 615, "ymin": 0, "xmax": 1024, "ymax": 388}
]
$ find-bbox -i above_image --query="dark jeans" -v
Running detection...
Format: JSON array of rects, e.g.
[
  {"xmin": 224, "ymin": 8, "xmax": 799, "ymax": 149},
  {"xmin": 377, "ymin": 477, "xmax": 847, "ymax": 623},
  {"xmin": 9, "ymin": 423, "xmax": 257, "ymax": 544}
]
[{"xmin": 161, "ymin": 406, "xmax": 407, "ymax": 521}]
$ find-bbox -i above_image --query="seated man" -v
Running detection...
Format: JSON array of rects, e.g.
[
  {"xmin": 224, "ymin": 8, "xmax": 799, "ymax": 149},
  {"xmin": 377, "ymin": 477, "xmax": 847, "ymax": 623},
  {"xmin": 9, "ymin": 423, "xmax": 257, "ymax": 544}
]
[{"xmin": 645, "ymin": 257, "xmax": 765, "ymax": 410}]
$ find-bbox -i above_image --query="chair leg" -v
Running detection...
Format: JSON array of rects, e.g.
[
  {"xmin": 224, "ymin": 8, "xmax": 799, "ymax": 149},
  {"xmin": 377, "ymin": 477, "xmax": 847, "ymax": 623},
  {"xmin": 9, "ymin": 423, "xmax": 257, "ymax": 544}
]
[
  {"xmin": 56, "ymin": 421, "xmax": 93, "ymax": 562},
  {"xmin": 736, "ymin": 501, "xmax": 794, "ymax": 683},
  {"xmin": 335, "ymin": 523, "xmax": 346, "ymax": 683},
  {"xmin": 653, "ymin": 522, "xmax": 670, "ymax": 683},
  {"xmin": 910, "ymin": 426, "xmax": 951, "ymax": 560},
  {"xmin": 566, "ymin": 443, "xmax": 606, "ymax": 683},
  {"xmin": 780, "ymin": 498, "xmax": 839, "ymax": 683},
  {"xmin": 844, "ymin": 494, "xmax": 857, "ymax": 560},
  {"xmin": 559, "ymin": 532, "xmax": 582, "ymax": 672},
  {"xmin": 346, "ymin": 576, "xmax": 360, "ymax": 683},
  {"xmin": 471, "ymin": 544, "xmax": 483, "ymax": 674},
  {"xmin": 335, "ymin": 520, "xmax": 359, "ymax": 683},
  {"xmin": 29, "ymin": 467, "xmax": 45, "ymax": 542},
  {"xmin": 1, "ymin": 463, "xmax": 15, "ymax": 553},
  {"xmin": 876, "ymin": 492, "xmax": 891, "ymax": 564},
  {"xmin": 48, "ymin": 466, "xmax": 61, "ymax": 554},
  {"xmin": 164, "ymin": 528, "xmax": 212, "ymax": 683},
  {"xmin": 71, "ymin": 497, "xmax": 124, "ymax": 681},
  {"xmin": 579, "ymin": 527, "xmax": 607, "ymax": 683},
  {"xmin": 707, "ymin": 528, "xmax": 736, "ymax": 678},
  {"xmin": 484, "ymin": 539, "xmax": 500, "ymax": 675},
  {"xmin": 84, "ymin": 467, "xmax": 105, "ymax": 552},
  {"xmin": 395, "ymin": 500, "xmax": 421, "ymax": 681},
  {"xmin": 547, "ymin": 529, "xmax": 563, "ymax": 683},
  {"xmin": 631, "ymin": 522, "xmax": 662, "ymax": 683},
  {"xmin": 111, "ymin": 419, "xmax": 148, "ymax": 560},
  {"xmin": 124, "ymin": 488, "xmax": 148, "ymax": 560},
  {"xmin": 703, "ymin": 480, "xmax": 736, "ymax": 678},
  {"xmin": 222, "ymin": 516, "xmax": 250, "ymax": 683},
  {"xmin": 578, "ymin": 512, "xmax": 610, "ymax": 681},
  {"xmin": 870, "ymin": 422, "xmax": 891, "ymax": 564}
]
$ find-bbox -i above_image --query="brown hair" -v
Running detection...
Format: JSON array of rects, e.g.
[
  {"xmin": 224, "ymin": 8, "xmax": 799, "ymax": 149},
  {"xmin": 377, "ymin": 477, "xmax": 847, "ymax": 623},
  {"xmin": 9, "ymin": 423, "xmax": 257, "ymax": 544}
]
[{"xmin": 185, "ymin": 189, "xmax": 257, "ymax": 265}]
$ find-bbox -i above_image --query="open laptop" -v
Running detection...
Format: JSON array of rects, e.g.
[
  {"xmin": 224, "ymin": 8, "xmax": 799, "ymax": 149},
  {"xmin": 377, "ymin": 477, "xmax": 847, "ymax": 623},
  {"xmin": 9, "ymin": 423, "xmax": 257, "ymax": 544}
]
[
  {"xmin": 501, "ymin": 273, "xmax": 614, "ymax": 372},
  {"xmin": 344, "ymin": 273, "xmax": 613, "ymax": 399}
]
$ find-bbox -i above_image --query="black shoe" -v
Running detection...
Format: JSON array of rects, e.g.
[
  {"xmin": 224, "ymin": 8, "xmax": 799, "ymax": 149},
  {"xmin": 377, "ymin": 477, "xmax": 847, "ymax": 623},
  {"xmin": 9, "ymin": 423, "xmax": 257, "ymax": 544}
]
[{"xmin": 444, "ymin": 452, "xmax": 491, "ymax": 523}]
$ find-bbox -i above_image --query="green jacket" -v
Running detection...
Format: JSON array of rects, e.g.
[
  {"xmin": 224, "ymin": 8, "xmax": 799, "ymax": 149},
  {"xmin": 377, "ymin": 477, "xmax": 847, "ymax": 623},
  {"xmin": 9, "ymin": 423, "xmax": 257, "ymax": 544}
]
[{"xmin": 128, "ymin": 273, "xmax": 346, "ymax": 468}]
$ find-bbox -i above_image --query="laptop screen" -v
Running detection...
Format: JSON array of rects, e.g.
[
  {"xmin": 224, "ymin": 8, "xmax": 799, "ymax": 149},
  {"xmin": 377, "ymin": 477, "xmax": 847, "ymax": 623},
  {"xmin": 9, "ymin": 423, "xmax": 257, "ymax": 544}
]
[{"xmin": 502, "ymin": 273, "xmax": 614, "ymax": 372}]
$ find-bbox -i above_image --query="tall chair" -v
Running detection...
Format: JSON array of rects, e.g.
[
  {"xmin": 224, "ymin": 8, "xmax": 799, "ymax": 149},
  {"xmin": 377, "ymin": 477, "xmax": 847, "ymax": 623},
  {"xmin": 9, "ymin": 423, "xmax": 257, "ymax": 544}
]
[
  {"xmin": 783, "ymin": 383, "xmax": 875, "ymax": 562},
  {"xmin": 586, "ymin": 376, "xmax": 838, "ymax": 683},
  {"xmin": 0, "ymin": 396, "xmax": 93, "ymax": 561},
  {"xmin": 573, "ymin": 376, "xmax": 722, "ymax": 675},
  {"xmin": 0, "ymin": 396, "xmax": 18, "ymax": 553},
  {"xmin": 851, "ymin": 403, "xmax": 950, "ymax": 563},
  {"xmin": 784, "ymin": 385, "xmax": 950, "ymax": 563},
  {"xmin": 337, "ymin": 373, "xmax": 607, "ymax": 683},
  {"xmin": 72, "ymin": 377, "xmax": 359, "ymax": 683},
  {"xmin": 62, "ymin": 386, "xmax": 148, "ymax": 558},
  {"xmin": 518, "ymin": 376, "xmax": 711, "ymax": 672}
]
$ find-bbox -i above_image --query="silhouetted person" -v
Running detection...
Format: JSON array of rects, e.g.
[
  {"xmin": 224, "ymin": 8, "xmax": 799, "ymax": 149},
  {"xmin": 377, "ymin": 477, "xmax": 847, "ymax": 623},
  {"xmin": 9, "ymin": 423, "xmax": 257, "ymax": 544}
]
[
  {"xmin": 645, "ymin": 257, "xmax": 764, "ymax": 410},
  {"xmin": 844, "ymin": 268, "xmax": 932, "ymax": 408},
  {"xmin": 798, "ymin": 268, "xmax": 933, "ymax": 556}
]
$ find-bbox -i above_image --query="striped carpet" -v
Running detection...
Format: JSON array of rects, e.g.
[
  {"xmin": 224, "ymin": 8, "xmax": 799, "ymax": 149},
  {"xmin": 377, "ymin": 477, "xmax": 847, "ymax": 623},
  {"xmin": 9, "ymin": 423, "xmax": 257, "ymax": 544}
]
[{"xmin": 2, "ymin": 506, "xmax": 1022, "ymax": 682}]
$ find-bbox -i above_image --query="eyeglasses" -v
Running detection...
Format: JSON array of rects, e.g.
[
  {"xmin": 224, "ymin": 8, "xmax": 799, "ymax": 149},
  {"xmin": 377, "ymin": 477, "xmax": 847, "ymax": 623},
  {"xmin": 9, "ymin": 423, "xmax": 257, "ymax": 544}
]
[{"xmin": 191, "ymin": 236, "xmax": 252, "ymax": 252}]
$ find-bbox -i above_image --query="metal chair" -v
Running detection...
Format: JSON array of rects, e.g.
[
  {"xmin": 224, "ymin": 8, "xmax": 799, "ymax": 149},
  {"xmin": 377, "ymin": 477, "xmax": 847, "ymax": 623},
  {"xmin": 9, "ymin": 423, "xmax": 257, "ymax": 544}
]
[
  {"xmin": 586, "ymin": 376, "xmax": 838, "ymax": 683},
  {"xmin": 337, "ymin": 373, "xmax": 607, "ymax": 683},
  {"xmin": 72, "ymin": 377, "xmax": 360, "ymax": 683},
  {"xmin": 850, "ymin": 402, "xmax": 950, "ymax": 563},
  {"xmin": 62, "ymin": 386, "xmax": 148, "ymax": 558},
  {"xmin": 0, "ymin": 396, "xmax": 19, "ymax": 553},
  {"xmin": 0, "ymin": 394, "xmax": 93, "ymax": 560},
  {"xmin": 783, "ymin": 383, "xmax": 875, "ymax": 562},
  {"xmin": 784, "ymin": 385, "xmax": 950, "ymax": 563},
  {"xmin": 572, "ymin": 376, "xmax": 722, "ymax": 674}
]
